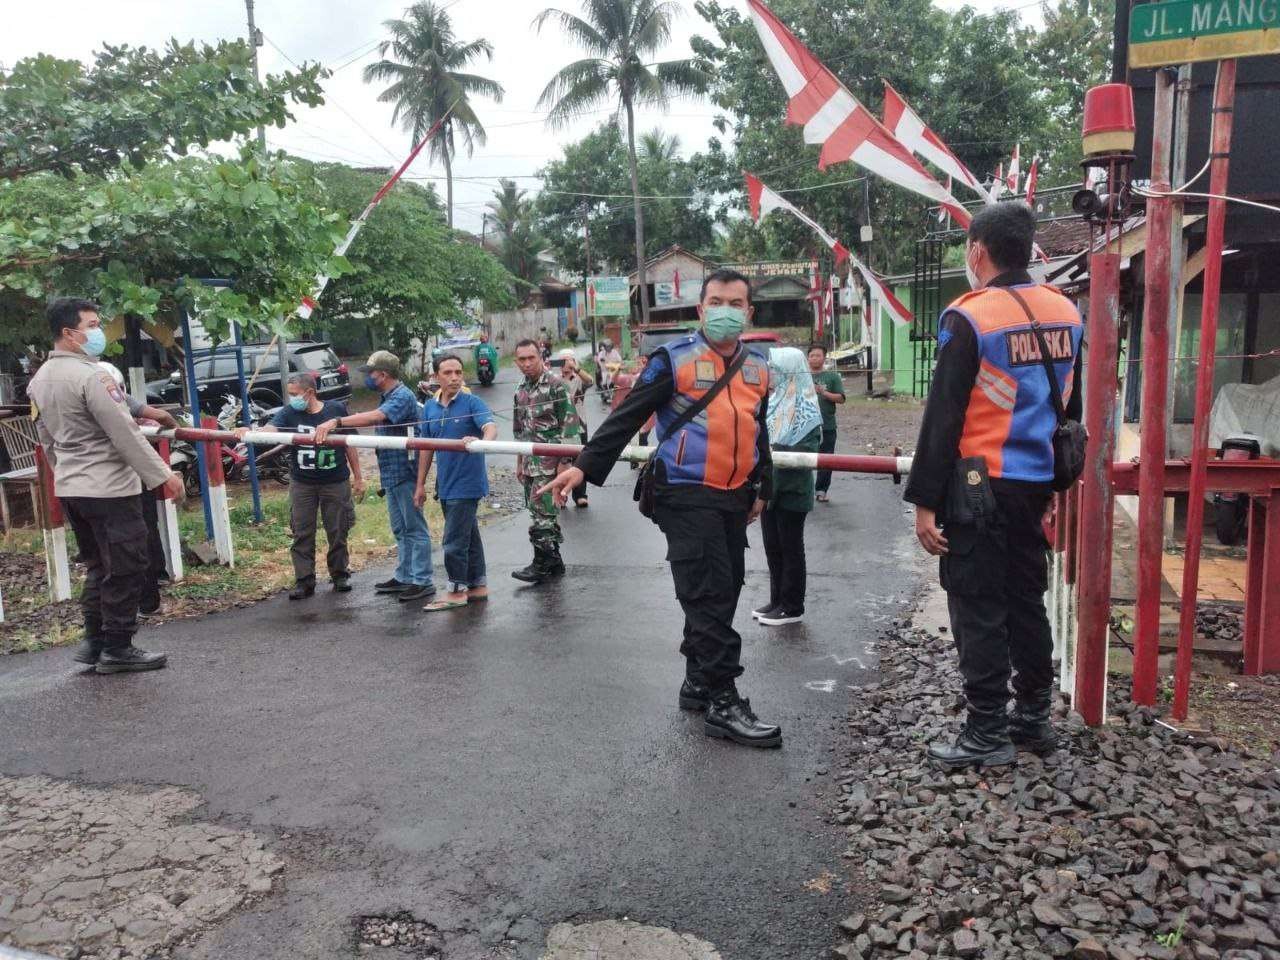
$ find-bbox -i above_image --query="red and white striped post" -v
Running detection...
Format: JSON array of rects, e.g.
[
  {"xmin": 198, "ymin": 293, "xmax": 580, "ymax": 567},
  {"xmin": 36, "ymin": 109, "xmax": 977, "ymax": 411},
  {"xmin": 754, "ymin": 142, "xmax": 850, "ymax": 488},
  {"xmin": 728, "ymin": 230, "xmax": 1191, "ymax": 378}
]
[
  {"xmin": 155, "ymin": 438, "xmax": 185, "ymax": 581},
  {"xmin": 34, "ymin": 446, "xmax": 72, "ymax": 602},
  {"xmin": 200, "ymin": 417, "xmax": 234, "ymax": 567}
]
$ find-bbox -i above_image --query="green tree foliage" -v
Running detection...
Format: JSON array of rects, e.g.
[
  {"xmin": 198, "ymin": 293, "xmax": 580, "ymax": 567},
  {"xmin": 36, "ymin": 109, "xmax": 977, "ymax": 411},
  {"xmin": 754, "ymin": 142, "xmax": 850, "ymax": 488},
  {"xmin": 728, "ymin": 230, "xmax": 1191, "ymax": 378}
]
[
  {"xmin": 535, "ymin": 124, "xmax": 716, "ymax": 279},
  {"xmin": 534, "ymin": 0, "xmax": 710, "ymax": 322},
  {"xmin": 690, "ymin": 0, "xmax": 1065, "ymax": 271},
  {"xmin": 0, "ymin": 41, "xmax": 325, "ymax": 181},
  {"xmin": 306, "ymin": 162, "xmax": 515, "ymax": 359},
  {"xmin": 363, "ymin": 1, "xmax": 505, "ymax": 228},
  {"xmin": 1030, "ymin": 0, "xmax": 1117, "ymax": 186},
  {"xmin": 0, "ymin": 150, "xmax": 349, "ymax": 351}
]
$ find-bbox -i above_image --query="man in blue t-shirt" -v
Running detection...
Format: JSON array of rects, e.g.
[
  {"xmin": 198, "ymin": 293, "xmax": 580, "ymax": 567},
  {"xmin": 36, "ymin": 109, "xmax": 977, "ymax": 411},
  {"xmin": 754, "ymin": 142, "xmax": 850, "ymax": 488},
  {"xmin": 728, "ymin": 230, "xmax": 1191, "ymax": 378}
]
[
  {"xmin": 315, "ymin": 350, "xmax": 434, "ymax": 603},
  {"xmin": 249, "ymin": 372, "xmax": 365, "ymax": 600},
  {"xmin": 414, "ymin": 353, "xmax": 498, "ymax": 610}
]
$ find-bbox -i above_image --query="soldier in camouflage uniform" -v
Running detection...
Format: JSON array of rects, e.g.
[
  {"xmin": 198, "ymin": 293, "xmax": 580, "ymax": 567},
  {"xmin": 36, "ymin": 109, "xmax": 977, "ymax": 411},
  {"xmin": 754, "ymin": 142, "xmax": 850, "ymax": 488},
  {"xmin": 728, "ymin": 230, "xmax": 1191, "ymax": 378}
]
[{"xmin": 511, "ymin": 339, "xmax": 573, "ymax": 583}]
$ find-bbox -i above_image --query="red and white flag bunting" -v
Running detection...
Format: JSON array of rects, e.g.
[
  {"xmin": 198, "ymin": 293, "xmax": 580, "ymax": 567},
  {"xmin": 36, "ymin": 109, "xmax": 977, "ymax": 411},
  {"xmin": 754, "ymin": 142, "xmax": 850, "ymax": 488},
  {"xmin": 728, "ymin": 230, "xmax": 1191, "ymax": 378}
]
[
  {"xmin": 881, "ymin": 81, "xmax": 990, "ymax": 205},
  {"xmin": 1007, "ymin": 144, "xmax": 1021, "ymax": 194},
  {"xmin": 746, "ymin": 0, "xmax": 970, "ymax": 229},
  {"xmin": 1025, "ymin": 155, "xmax": 1040, "ymax": 206},
  {"xmin": 745, "ymin": 172, "xmax": 914, "ymax": 327}
]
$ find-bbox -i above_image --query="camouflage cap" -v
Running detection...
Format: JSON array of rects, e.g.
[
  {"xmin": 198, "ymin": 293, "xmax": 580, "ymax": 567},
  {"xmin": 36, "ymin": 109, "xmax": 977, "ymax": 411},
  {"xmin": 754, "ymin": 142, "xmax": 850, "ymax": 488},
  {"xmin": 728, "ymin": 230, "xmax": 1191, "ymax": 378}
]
[{"xmin": 358, "ymin": 350, "xmax": 401, "ymax": 377}]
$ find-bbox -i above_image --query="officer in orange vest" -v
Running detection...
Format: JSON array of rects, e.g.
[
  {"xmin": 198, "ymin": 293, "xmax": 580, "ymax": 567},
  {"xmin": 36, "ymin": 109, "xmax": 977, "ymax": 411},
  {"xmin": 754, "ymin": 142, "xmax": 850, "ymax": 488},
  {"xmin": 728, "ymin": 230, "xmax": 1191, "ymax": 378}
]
[
  {"xmin": 906, "ymin": 202, "xmax": 1083, "ymax": 769},
  {"xmin": 543, "ymin": 269, "xmax": 781, "ymax": 749}
]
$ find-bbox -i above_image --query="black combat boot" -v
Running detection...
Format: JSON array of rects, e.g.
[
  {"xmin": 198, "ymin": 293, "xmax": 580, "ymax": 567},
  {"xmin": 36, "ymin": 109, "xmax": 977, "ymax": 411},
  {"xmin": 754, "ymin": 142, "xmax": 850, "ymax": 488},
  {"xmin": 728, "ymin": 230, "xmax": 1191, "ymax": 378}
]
[
  {"xmin": 74, "ymin": 616, "xmax": 104, "ymax": 665},
  {"xmin": 95, "ymin": 635, "xmax": 168, "ymax": 675},
  {"xmin": 704, "ymin": 687, "xmax": 783, "ymax": 748},
  {"xmin": 1009, "ymin": 688, "xmax": 1057, "ymax": 753},
  {"xmin": 678, "ymin": 664, "xmax": 711, "ymax": 711},
  {"xmin": 543, "ymin": 544, "xmax": 566, "ymax": 578},
  {"xmin": 512, "ymin": 548, "xmax": 552, "ymax": 584},
  {"xmin": 927, "ymin": 704, "xmax": 1016, "ymax": 769}
]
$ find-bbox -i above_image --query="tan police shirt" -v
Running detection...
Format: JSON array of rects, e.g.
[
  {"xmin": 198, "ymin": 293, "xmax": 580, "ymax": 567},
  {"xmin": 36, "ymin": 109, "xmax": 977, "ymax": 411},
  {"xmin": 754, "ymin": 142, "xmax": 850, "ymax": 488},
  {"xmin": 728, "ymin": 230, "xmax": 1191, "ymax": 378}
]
[{"xmin": 27, "ymin": 349, "xmax": 172, "ymax": 499}]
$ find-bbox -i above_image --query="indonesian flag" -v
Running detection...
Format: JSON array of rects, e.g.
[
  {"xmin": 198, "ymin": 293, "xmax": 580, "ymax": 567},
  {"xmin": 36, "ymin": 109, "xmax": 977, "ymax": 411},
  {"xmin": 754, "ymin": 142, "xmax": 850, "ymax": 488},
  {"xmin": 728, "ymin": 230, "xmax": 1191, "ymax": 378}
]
[
  {"xmin": 938, "ymin": 176, "xmax": 952, "ymax": 226},
  {"xmin": 746, "ymin": 0, "xmax": 970, "ymax": 228},
  {"xmin": 745, "ymin": 172, "xmax": 913, "ymax": 327},
  {"xmin": 881, "ymin": 81, "xmax": 990, "ymax": 204},
  {"xmin": 991, "ymin": 162, "xmax": 1005, "ymax": 199},
  {"xmin": 673, "ymin": 269, "xmax": 681, "ymax": 300},
  {"xmin": 746, "ymin": 172, "xmax": 851, "ymax": 265},
  {"xmin": 1007, "ymin": 144, "xmax": 1021, "ymax": 194},
  {"xmin": 1025, "ymin": 155, "xmax": 1040, "ymax": 206},
  {"xmin": 297, "ymin": 295, "xmax": 318, "ymax": 321}
]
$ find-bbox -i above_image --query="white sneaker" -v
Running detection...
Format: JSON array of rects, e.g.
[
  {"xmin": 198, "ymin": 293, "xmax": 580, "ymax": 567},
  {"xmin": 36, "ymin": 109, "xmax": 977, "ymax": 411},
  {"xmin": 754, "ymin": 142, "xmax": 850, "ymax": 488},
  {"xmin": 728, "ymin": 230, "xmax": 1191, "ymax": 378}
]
[
  {"xmin": 758, "ymin": 609, "xmax": 803, "ymax": 626},
  {"xmin": 752, "ymin": 603, "xmax": 779, "ymax": 620}
]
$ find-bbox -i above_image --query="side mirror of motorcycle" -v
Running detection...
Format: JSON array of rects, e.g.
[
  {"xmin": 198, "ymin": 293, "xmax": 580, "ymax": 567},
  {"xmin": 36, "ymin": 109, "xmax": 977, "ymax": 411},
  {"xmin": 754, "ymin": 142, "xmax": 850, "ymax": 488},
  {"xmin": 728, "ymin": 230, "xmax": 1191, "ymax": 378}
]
[{"xmin": 169, "ymin": 371, "xmax": 181, "ymax": 383}]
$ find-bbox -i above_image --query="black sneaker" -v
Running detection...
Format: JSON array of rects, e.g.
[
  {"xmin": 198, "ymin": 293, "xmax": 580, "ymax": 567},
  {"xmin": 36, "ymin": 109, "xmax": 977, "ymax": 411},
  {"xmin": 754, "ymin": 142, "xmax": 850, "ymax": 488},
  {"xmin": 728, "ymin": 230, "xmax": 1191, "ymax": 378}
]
[
  {"xmin": 95, "ymin": 646, "xmax": 168, "ymax": 674},
  {"xmin": 374, "ymin": 578, "xmax": 411, "ymax": 593},
  {"xmin": 289, "ymin": 584, "xmax": 315, "ymax": 601},
  {"xmin": 73, "ymin": 639, "xmax": 103, "ymax": 666},
  {"xmin": 751, "ymin": 602, "xmax": 780, "ymax": 621},
  {"xmin": 332, "ymin": 575, "xmax": 353, "ymax": 593},
  {"xmin": 758, "ymin": 609, "xmax": 803, "ymax": 626},
  {"xmin": 398, "ymin": 584, "xmax": 436, "ymax": 603}
]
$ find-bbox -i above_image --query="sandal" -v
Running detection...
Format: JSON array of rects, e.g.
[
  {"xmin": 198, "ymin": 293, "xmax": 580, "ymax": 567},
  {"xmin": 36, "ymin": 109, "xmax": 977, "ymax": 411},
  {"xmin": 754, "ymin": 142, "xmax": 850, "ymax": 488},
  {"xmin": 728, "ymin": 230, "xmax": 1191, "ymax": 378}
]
[{"xmin": 423, "ymin": 597, "xmax": 468, "ymax": 612}]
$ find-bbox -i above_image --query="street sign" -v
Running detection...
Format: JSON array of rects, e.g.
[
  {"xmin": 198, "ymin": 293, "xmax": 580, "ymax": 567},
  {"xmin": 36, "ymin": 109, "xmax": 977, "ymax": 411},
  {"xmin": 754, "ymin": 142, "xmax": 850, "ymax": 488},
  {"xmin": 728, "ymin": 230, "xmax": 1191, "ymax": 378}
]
[
  {"xmin": 1130, "ymin": 0, "xmax": 1280, "ymax": 68},
  {"xmin": 586, "ymin": 276, "xmax": 631, "ymax": 317}
]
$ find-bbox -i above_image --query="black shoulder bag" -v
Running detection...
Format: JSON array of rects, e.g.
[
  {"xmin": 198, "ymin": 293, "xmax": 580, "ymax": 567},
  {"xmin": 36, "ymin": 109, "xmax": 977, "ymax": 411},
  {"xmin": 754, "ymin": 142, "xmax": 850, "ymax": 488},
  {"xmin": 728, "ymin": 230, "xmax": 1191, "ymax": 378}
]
[
  {"xmin": 633, "ymin": 348, "xmax": 749, "ymax": 520},
  {"xmin": 1005, "ymin": 287, "xmax": 1088, "ymax": 492}
]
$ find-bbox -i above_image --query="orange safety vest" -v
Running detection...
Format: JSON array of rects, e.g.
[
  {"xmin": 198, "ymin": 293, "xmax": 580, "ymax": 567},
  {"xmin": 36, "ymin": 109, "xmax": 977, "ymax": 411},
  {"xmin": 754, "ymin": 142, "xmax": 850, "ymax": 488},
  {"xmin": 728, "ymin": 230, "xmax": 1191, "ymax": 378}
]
[
  {"xmin": 946, "ymin": 283, "xmax": 1084, "ymax": 482},
  {"xmin": 652, "ymin": 334, "xmax": 771, "ymax": 490}
]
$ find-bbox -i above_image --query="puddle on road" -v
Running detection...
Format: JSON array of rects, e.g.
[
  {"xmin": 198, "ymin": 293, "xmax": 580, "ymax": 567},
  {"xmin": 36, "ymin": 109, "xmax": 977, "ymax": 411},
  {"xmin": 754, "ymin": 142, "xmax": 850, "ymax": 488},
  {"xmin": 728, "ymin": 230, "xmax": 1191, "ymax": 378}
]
[{"xmin": 541, "ymin": 919, "xmax": 720, "ymax": 960}]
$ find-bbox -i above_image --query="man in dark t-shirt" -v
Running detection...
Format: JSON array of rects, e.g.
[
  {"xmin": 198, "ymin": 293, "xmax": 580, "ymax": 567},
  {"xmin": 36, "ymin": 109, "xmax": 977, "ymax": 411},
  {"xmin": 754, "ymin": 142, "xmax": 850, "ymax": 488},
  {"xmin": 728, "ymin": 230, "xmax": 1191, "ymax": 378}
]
[
  {"xmin": 808, "ymin": 344, "xmax": 845, "ymax": 502},
  {"xmin": 243, "ymin": 372, "xmax": 364, "ymax": 599}
]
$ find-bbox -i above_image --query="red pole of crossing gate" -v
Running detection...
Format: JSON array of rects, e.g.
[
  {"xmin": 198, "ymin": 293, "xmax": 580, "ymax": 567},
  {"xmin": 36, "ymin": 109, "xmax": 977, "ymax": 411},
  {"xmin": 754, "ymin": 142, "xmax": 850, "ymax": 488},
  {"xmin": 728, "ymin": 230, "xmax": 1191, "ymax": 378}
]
[
  {"xmin": 1075, "ymin": 241, "xmax": 1122, "ymax": 726},
  {"xmin": 1133, "ymin": 68, "xmax": 1177, "ymax": 706},
  {"xmin": 1173, "ymin": 59, "xmax": 1237, "ymax": 721}
]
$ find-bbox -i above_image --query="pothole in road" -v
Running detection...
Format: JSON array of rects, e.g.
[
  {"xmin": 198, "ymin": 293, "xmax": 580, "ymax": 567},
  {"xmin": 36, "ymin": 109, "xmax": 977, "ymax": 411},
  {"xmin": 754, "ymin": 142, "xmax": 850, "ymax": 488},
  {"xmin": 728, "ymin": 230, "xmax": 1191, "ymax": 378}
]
[
  {"xmin": 354, "ymin": 912, "xmax": 443, "ymax": 958},
  {"xmin": 541, "ymin": 919, "xmax": 721, "ymax": 960}
]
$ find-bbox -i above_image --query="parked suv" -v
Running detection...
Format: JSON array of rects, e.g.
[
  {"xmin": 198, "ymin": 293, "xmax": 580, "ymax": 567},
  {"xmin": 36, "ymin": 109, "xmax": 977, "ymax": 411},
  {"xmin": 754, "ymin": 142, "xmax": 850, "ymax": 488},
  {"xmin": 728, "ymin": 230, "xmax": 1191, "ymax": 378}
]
[{"xmin": 146, "ymin": 341, "xmax": 350, "ymax": 413}]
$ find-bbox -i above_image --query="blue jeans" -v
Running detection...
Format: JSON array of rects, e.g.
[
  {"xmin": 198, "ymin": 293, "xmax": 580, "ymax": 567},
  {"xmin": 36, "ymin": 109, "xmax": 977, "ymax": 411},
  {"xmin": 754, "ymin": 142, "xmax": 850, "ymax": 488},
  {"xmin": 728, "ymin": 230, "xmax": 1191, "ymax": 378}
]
[
  {"xmin": 441, "ymin": 499, "xmax": 486, "ymax": 592},
  {"xmin": 385, "ymin": 478, "xmax": 433, "ymax": 587}
]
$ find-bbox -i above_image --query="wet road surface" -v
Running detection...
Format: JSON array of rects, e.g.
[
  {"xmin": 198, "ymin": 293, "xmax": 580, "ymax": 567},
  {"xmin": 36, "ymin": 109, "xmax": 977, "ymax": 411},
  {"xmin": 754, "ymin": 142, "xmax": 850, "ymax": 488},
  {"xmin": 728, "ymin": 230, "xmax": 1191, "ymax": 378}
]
[{"xmin": 0, "ymin": 366, "xmax": 923, "ymax": 960}]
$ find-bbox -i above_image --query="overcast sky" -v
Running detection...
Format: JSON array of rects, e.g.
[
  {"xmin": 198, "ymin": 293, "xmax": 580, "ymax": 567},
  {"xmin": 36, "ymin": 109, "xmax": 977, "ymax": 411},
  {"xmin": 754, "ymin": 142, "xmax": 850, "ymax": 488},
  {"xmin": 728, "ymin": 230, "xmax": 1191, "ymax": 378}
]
[{"xmin": 3, "ymin": 0, "xmax": 1039, "ymax": 235}]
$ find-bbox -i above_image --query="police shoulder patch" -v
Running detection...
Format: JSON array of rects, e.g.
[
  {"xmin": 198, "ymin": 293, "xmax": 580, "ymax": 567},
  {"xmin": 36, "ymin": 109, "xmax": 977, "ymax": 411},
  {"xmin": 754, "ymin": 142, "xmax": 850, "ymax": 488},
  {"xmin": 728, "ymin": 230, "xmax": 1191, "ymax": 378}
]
[
  {"xmin": 740, "ymin": 362, "xmax": 762, "ymax": 385},
  {"xmin": 98, "ymin": 372, "xmax": 125, "ymax": 404}
]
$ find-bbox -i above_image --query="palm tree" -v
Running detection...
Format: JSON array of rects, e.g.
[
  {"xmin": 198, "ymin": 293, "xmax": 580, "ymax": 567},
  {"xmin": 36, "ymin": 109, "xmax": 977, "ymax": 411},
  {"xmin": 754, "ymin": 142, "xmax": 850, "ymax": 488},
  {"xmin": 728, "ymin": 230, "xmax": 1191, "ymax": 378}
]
[
  {"xmin": 487, "ymin": 178, "xmax": 544, "ymax": 288},
  {"xmin": 639, "ymin": 128, "xmax": 681, "ymax": 164},
  {"xmin": 533, "ymin": 0, "xmax": 708, "ymax": 324},
  {"xmin": 364, "ymin": 2, "xmax": 504, "ymax": 228}
]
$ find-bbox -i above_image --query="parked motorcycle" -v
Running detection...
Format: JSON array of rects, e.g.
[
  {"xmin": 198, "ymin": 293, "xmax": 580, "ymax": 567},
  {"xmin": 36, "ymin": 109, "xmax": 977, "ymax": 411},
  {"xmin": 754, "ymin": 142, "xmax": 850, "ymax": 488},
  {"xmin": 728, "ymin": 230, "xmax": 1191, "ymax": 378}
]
[{"xmin": 1213, "ymin": 435, "xmax": 1261, "ymax": 546}]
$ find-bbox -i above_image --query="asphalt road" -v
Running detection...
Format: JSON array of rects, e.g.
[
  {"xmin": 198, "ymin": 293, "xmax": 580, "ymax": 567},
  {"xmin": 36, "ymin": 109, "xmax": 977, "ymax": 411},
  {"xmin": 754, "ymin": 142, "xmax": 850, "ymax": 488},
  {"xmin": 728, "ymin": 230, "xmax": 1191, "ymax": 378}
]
[{"xmin": 0, "ymin": 361, "xmax": 923, "ymax": 960}]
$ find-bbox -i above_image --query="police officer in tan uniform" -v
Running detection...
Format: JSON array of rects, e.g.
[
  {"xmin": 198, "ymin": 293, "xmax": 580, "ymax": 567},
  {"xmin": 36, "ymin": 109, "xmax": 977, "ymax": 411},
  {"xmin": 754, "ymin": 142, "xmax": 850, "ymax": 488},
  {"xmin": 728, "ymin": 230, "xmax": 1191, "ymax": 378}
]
[{"xmin": 28, "ymin": 298, "xmax": 183, "ymax": 673}]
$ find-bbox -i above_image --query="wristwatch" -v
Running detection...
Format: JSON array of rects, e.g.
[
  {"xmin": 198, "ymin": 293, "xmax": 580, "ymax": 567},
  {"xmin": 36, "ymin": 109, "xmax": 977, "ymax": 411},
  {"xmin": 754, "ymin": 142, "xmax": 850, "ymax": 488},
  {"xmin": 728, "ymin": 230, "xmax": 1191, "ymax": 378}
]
[{"xmin": 334, "ymin": 417, "xmax": 343, "ymax": 429}]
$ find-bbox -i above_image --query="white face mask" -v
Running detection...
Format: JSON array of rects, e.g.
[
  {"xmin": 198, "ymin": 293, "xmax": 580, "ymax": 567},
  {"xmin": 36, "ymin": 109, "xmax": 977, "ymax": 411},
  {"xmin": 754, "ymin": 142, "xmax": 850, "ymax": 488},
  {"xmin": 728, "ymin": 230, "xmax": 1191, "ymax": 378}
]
[{"xmin": 964, "ymin": 245, "xmax": 982, "ymax": 290}]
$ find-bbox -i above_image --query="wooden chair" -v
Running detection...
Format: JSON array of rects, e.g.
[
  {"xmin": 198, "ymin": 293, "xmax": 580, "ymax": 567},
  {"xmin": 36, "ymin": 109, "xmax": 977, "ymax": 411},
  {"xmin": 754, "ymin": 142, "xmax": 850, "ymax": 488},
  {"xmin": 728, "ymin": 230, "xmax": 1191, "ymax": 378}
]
[{"xmin": 0, "ymin": 414, "xmax": 40, "ymax": 532}]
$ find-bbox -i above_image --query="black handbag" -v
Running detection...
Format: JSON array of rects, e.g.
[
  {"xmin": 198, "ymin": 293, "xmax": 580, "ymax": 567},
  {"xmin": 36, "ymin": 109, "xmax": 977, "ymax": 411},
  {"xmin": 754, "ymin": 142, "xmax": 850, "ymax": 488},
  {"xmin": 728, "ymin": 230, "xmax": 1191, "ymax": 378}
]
[
  {"xmin": 1005, "ymin": 288, "xmax": 1088, "ymax": 492},
  {"xmin": 633, "ymin": 348, "xmax": 749, "ymax": 519}
]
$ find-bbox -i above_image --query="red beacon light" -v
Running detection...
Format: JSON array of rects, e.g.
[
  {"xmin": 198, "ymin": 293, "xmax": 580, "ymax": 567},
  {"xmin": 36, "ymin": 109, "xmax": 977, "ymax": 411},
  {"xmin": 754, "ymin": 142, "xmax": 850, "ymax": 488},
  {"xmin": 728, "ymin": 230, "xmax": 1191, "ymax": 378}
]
[
  {"xmin": 1074, "ymin": 83, "xmax": 1137, "ymax": 222},
  {"xmin": 1082, "ymin": 83, "xmax": 1136, "ymax": 159}
]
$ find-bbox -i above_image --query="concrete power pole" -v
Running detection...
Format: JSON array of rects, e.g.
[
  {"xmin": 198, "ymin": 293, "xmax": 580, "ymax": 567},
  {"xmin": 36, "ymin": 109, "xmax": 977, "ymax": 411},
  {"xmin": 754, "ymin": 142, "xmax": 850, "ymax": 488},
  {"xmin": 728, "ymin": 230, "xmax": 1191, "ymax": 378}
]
[{"xmin": 245, "ymin": 0, "xmax": 288, "ymax": 401}]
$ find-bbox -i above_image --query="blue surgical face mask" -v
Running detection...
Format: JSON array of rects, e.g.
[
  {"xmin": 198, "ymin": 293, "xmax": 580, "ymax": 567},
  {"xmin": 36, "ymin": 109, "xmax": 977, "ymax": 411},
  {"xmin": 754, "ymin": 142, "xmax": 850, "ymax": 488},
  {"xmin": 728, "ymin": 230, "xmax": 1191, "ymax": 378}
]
[
  {"xmin": 81, "ymin": 327, "xmax": 108, "ymax": 358},
  {"xmin": 288, "ymin": 394, "xmax": 308, "ymax": 412},
  {"xmin": 703, "ymin": 305, "xmax": 748, "ymax": 342},
  {"xmin": 364, "ymin": 374, "xmax": 380, "ymax": 392}
]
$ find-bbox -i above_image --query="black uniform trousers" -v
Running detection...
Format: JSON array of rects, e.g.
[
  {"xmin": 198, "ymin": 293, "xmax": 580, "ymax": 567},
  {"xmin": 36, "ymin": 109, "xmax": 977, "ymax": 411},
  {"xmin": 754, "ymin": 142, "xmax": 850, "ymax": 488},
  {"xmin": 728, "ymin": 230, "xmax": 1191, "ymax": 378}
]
[
  {"xmin": 62, "ymin": 494, "xmax": 149, "ymax": 644},
  {"xmin": 760, "ymin": 506, "xmax": 807, "ymax": 613},
  {"xmin": 940, "ymin": 485, "xmax": 1054, "ymax": 711},
  {"xmin": 136, "ymin": 489, "xmax": 165, "ymax": 612},
  {"xmin": 653, "ymin": 494, "xmax": 750, "ymax": 692}
]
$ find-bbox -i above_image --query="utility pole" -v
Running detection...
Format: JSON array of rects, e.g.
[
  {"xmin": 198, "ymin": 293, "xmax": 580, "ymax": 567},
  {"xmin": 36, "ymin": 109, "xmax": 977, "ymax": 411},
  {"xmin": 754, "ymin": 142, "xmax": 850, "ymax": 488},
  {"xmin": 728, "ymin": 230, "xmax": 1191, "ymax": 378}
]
[
  {"xmin": 583, "ymin": 204, "xmax": 597, "ymax": 361},
  {"xmin": 245, "ymin": 0, "xmax": 288, "ymax": 400}
]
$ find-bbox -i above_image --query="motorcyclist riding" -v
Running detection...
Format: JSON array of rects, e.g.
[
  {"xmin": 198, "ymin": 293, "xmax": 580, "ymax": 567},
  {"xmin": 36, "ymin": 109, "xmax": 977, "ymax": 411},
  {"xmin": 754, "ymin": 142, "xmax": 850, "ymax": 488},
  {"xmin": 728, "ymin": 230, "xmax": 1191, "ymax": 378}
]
[{"xmin": 474, "ymin": 334, "xmax": 499, "ymax": 386}]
